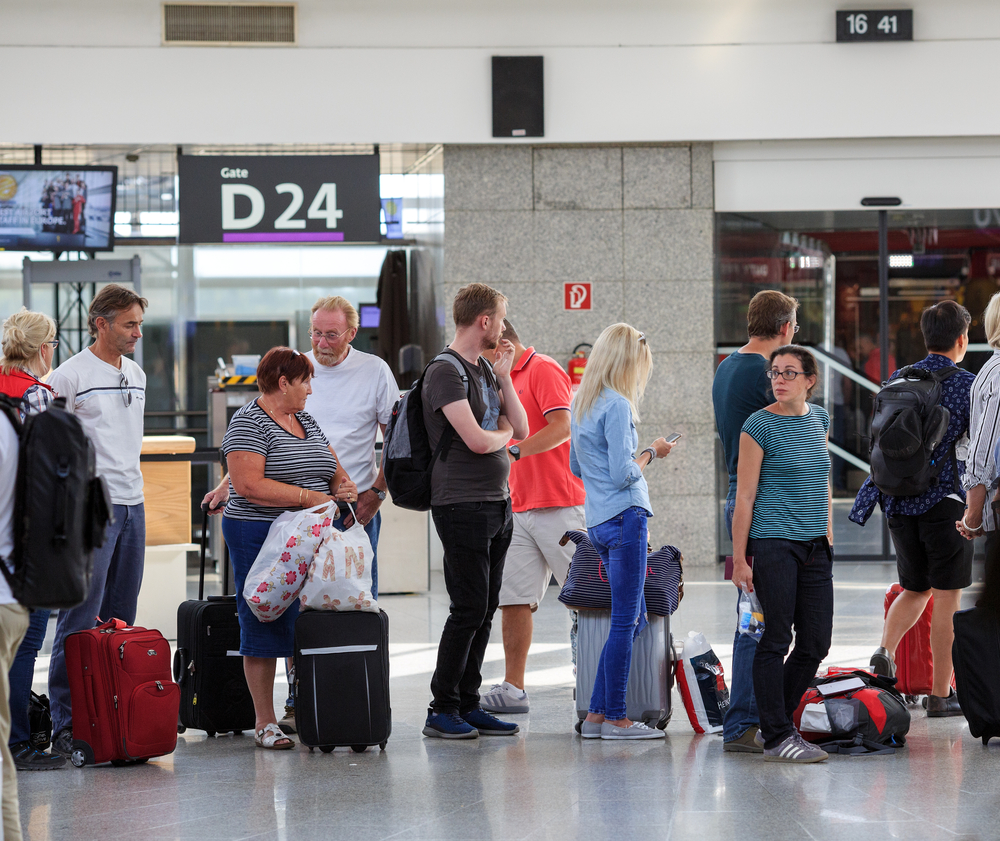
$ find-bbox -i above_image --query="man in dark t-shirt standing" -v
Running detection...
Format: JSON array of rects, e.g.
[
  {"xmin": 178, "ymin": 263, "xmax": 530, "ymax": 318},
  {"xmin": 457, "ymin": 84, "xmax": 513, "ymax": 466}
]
[
  {"xmin": 421, "ymin": 283, "xmax": 529, "ymax": 739},
  {"xmin": 712, "ymin": 289, "xmax": 799, "ymax": 753}
]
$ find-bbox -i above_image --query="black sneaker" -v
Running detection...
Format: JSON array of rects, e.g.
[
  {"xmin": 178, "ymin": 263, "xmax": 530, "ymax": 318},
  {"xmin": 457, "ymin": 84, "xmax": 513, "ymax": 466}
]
[
  {"xmin": 50, "ymin": 727, "xmax": 74, "ymax": 758},
  {"xmin": 11, "ymin": 742, "xmax": 66, "ymax": 771},
  {"xmin": 926, "ymin": 690, "xmax": 963, "ymax": 717}
]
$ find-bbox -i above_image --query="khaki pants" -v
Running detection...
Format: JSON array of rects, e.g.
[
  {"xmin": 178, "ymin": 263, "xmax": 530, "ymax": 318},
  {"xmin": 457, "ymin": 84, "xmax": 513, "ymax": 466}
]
[{"xmin": 0, "ymin": 604, "xmax": 29, "ymax": 841}]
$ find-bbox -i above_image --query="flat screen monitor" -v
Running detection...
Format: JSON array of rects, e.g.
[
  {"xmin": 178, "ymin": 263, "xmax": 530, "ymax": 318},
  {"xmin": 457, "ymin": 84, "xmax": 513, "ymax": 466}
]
[
  {"xmin": 0, "ymin": 165, "xmax": 117, "ymax": 251},
  {"xmin": 359, "ymin": 304, "xmax": 380, "ymax": 329}
]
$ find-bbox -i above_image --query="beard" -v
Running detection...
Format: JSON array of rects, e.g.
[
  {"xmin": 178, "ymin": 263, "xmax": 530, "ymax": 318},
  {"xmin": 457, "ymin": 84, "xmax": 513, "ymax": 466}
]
[{"xmin": 313, "ymin": 342, "xmax": 346, "ymax": 365}]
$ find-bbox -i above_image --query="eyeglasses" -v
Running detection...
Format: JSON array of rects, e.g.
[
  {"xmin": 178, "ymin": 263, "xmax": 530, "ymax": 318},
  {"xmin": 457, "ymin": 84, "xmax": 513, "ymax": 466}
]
[
  {"xmin": 310, "ymin": 329, "xmax": 346, "ymax": 343},
  {"xmin": 638, "ymin": 332, "xmax": 647, "ymax": 345},
  {"xmin": 118, "ymin": 371, "xmax": 133, "ymax": 407},
  {"xmin": 766, "ymin": 369, "xmax": 809, "ymax": 381},
  {"xmin": 45, "ymin": 340, "xmax": 59, "ymax": 348}
]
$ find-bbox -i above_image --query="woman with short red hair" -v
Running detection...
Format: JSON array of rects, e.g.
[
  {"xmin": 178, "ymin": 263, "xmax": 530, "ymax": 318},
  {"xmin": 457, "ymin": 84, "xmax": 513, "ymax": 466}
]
[{"xmin": 221, "ymin": 346, "xmax": 357, "ymax": 750}]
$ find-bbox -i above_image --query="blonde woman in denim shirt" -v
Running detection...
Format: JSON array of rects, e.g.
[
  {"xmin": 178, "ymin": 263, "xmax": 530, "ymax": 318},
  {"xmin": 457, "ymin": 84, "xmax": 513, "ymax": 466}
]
[{"xmin": 569, "ymin": 323, "xmax": 675, "ymax": 740}]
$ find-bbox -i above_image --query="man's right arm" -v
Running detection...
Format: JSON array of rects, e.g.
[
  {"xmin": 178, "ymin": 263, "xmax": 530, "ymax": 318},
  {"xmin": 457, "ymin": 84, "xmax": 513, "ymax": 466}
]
[{"xmin": 441, "ymin": 400, "xmax": 512, "ymax": 454}]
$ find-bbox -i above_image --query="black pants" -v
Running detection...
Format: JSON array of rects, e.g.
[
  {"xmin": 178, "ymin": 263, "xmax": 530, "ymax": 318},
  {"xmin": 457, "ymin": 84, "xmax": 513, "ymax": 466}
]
[
  {"xmin": 429, "ymin": 500, "xmax": 513, "ymax": 715},
  {"xmin": 749, "ymin": 537, "xmax": 834, "ymax": 749}
]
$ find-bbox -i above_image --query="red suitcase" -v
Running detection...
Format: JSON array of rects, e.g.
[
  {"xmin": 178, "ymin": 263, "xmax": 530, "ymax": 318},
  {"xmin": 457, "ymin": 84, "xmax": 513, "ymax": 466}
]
[
  {"xmin": 884, "ymin": 583, "xmax": 944, "ymax": 699},
  {"xmin": 65, "ymin": 618, "xmax": 181, "ymax": 767}
]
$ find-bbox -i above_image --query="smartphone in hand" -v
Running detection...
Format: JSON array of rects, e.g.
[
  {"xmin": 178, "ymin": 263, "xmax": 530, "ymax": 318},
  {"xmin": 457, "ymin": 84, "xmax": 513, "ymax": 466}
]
[{"xmin": 665, "ymin": 433, "xmax": 682, "ymax": 444}]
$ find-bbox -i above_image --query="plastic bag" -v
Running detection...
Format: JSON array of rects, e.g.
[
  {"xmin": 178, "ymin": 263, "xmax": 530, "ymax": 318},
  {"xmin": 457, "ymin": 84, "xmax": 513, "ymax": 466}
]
[
  {"xmin": 242, "ymin": 503, "xmax": 336, "ymax": 622},
  {"xmin": 676, "ymin": 631, "xmax": 731, "ymax": 734},
  {"xmin": 737, "ymin": 586, "xmax": 765, "ymax": 641},
  {"xmin": 299, "ymin": 503, "xmax": 378, "ymax": 613}
]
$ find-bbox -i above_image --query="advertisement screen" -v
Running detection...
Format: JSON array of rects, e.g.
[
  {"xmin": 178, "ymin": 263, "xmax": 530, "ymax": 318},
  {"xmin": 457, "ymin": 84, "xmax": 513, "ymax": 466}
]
[{"xmin": 0, "ymin": 166, "xmax": 117, "ymax": 251}]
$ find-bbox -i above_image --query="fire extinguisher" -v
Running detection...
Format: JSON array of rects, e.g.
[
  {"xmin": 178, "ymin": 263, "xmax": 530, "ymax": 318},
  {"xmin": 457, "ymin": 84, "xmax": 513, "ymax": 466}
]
[{"xmin": 568, "ymin": 343, "xmax": 592, "ymax": 392}]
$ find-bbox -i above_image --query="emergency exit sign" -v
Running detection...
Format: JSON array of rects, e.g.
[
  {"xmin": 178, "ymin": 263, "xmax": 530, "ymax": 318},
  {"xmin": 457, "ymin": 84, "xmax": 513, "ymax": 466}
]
[{"xmin": 836, "ymin": 10, "xmax": 913, "ymax": 42}]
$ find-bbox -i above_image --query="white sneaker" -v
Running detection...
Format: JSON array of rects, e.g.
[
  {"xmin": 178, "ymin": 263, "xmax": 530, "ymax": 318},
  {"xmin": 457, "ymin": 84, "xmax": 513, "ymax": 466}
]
[
  {"xmin": 600, "ymin": 721, "xmax": 665, "ymax": 740},
  {"xmin": 480, "ymin": 682, "xmax": 529, "ymax": 713}
]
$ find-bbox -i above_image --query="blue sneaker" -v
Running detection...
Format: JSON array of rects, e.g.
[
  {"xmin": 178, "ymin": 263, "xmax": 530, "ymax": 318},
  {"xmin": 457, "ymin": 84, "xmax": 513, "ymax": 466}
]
[
  {"xmin": 423, "ymin": 711, "xmax": 479, "ymax": 739},
  {"xmin": 462, "ymin": 707, "xmax": 519, "ymax": 736}
]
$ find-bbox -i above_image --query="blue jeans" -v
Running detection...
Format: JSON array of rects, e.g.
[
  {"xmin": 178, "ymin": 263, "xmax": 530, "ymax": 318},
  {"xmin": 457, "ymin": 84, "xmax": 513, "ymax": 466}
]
[
  {"xmin": 49, "ymin": 503, "xmax": 146, "ymax": 735},
  {"xmin": 7, "ymin": 609, "xmax": 50, "ymax": 746},
  {"xmin": 749, "ymin": 537, "xmax": 834, "ymax": 749},
  {"xmin": 723, "ymin": 496, "xmax": 760, "ymax": 742},
  {"xmin": 587, "ymin": 506, "xmax": 648, "ymax": 721}
]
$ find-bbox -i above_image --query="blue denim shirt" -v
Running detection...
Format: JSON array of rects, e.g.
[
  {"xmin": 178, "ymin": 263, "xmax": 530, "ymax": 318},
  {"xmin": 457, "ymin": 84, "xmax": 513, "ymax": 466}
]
[{"xmin": 569, "ymin": 388, "xmax": 653, "ymax": 528}]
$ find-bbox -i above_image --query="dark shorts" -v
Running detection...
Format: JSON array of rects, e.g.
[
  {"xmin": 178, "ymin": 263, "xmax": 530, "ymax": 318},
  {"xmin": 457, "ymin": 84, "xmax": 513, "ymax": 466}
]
[{"xmin": 887, "ymin": 497, "xmax": 973, "ymax": 592}]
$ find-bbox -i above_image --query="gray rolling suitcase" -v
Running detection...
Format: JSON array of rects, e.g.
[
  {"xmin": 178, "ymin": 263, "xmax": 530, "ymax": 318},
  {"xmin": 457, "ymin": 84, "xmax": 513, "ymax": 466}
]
[{"xmin": 575, "ymin": 611, "xmax": 673, "ymax": 728}]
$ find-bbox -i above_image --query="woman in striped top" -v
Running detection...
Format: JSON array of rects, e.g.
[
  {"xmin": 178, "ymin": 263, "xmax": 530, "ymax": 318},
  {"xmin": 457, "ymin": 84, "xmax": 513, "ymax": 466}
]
[
  {"xmin": 222, "ymin": 346, "xmax": 358, "ymax": 750},
  {"xmin": 731, "ymin": 345, "xmax": 833, "ymax": 764}
]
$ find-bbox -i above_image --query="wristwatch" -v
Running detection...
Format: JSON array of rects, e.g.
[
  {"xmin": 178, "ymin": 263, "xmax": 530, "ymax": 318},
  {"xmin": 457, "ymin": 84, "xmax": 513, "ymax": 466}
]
[
  {"xmin": 371, "ymin": 488, "xmax": 387, "ymax": 501},
  {"xmin": 508, "ymin": 445, "xmax": 521, "ymax": 461}
]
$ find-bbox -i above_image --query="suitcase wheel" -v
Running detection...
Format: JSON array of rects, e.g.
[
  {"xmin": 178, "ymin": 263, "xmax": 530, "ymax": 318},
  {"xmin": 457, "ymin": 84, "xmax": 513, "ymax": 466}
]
[
  {"xmin": 206, "ymin": 731, "xmax": 216, "ymax": 738},
  {"xmin": 308, "ymin": 747, "xmax": 315, "ymax": 752},
  {"xmin": 70, "ymin": 740, "xmax": 93, "ymax": 768},
  {"xmin": 320, "ymin": 746, "xmax": 334, "ymax": 753},
  {"xmin": 233, "ymin": 730, "xmax": 244, "ymax": 736},
  {"xmin": 111, "ymin": 759, "xmax": 128, "ymax": 767},
  {"xmin": 351, "ymin": 745, "xmax": 367, "ymax": 753},
  {"xmin": 379, "ymin": 741, "xmax": 387, "ymax": 751},
  {"xmin": 177, "ymin": 724, "xmax": 187, "ymax": 734}
]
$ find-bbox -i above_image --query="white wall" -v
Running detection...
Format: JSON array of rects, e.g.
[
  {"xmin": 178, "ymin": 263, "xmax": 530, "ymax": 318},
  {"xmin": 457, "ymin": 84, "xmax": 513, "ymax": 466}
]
[
  {"xmin": 4, "ymin": 0, "xmax": 1000, "ymax": 144},
  {"xmin": 715, "ymin": 137, "xmax": 1000, "ymax": 211}
]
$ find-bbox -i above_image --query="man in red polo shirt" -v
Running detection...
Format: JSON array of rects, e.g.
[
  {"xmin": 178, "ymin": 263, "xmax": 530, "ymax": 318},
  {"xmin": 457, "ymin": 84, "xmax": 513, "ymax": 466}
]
[{"xmin": 480, "ymin": 319, "xmax": 586, "ymax": 713}]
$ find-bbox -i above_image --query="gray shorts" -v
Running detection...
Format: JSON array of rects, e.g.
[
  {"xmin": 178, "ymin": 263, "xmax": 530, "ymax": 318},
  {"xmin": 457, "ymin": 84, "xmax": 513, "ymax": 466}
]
[{"xmin": 499, "ymin": 505, "xmax": 586, "ymax": 610}]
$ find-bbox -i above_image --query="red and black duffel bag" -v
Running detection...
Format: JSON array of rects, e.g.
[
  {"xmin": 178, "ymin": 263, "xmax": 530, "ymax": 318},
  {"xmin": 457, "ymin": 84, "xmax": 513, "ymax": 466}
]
[{"xmin": 793, "ymin": 668, "xmax": 910, "ymax": 754}]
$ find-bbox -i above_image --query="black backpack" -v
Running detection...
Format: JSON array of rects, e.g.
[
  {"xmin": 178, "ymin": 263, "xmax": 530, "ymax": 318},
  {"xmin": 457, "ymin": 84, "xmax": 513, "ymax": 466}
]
[
  {"xmin": 0, "ymin": 394, "xmax": 112, "ymax": 609},
  {"xmin": 382, "ymin": 351, "xmax": 476, "ymax": 512},
  {"xmin": 868, "ymin": 365, "xmax": 960, "ymax": 498}
]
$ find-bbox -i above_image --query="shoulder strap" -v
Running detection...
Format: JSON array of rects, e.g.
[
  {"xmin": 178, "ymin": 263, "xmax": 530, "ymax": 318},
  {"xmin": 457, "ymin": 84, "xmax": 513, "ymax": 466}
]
[
  {"xmin": 430, "ymin": 350, "xmax": 471, "ymax": 398},
  {"xmin": 0, "ymin": 394, "xmax": 24, "ymax": 432},
  {"xmin": 932, "ymin": 366, "xmax": 962, "ymax": 383}
]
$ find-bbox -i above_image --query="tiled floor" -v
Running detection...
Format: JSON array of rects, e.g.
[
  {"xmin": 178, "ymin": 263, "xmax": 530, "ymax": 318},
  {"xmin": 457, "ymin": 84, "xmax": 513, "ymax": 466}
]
[{"xmin": 16, "ymin": 561, "xmax": 996, "ymax": 841}]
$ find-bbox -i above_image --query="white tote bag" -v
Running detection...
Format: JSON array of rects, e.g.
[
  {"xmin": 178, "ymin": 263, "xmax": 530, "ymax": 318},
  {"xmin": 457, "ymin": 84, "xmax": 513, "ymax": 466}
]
[
  {"xmin": 242, "ymin": 503, "xmax": 336, "ymax": 622},
  {"xmin": 299, "ymin": 503, "xmax": 378, "ymax": 613}
]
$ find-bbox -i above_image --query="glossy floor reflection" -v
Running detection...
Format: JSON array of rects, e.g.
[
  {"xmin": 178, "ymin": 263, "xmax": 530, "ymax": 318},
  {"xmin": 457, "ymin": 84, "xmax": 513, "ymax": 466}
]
[{"xmin": 18, "ymin": 562, "xmax": 997, "ymax": 841}]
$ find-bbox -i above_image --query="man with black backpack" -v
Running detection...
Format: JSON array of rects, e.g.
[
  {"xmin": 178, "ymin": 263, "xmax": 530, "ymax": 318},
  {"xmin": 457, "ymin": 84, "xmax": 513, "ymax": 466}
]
[
  {"xmin": 419, "ymin": 283, "xmax": 529, "ymax": 739},
  {"xmin": 850, "ymin": 301, "xmax": 975, "ymax": 716}
]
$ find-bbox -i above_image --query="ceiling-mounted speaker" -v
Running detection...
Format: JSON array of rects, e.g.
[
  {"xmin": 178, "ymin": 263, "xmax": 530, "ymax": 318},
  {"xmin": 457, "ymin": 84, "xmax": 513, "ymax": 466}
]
[{"xmin": 492, "ymin": 56, "xmax": 544, "ymax": 138}]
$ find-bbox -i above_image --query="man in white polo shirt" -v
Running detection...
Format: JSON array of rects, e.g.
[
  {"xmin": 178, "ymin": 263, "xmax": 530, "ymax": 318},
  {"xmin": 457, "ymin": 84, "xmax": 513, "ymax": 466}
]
[
  {"xmin": 304, "ymin": 295, "xmax": 398, "ymax": 599},
  {"xmin": 46, "ymin": 284, "xmax": 148, "ymax": 757}
]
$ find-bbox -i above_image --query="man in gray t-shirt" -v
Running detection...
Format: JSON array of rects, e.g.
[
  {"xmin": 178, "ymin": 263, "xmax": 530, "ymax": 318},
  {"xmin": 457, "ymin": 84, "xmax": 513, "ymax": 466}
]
[{"xmin": 420, "ymin": 283, "xmax": 529, "ymax": 740}]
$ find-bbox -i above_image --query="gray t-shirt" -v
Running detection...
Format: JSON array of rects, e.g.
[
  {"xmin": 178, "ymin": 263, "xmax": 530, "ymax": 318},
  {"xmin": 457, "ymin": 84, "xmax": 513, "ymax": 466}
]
[{"xmin": 422, "ymin": 350, "xmax": 509, "ymax": 506}]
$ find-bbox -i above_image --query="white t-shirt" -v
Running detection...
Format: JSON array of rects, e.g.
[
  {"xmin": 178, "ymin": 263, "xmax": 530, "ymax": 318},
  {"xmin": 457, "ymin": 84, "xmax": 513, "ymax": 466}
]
[
  {"xmin": 47, "ymin": 347, "xmax": 146, "ymax": 505},
  {"xmin": 304, "ymin": 348, "xmax": 398, "ymax": 492},
  {"xmin": 0, "ymin": 415, "xmax": 18, "ymax": 604}
]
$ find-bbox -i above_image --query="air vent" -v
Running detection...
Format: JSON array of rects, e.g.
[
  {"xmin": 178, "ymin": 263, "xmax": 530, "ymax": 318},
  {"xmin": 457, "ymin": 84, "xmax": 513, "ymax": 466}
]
[{"xmin": 163, "ymin": 3, "xmax": 296, "ymax": 46}]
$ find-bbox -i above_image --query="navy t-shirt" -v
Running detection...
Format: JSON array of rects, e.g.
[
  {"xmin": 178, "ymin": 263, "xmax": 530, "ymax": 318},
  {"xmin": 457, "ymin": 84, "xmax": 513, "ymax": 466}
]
[{"xmin": 712, "ymin": 351, "xmax": 772, "ymax": 498}]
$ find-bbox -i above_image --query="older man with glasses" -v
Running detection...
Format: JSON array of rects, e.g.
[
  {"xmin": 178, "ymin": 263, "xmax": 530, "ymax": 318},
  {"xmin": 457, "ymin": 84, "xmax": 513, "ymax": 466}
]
[{"xmin": 45, "ymin": 283, "xmax": 149, "ymax": 758}]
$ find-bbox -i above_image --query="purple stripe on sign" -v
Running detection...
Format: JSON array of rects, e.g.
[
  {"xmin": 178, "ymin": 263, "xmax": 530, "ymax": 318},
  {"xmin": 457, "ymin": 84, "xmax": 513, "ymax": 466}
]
[{"xmin": 222, "ymin": 232, "xmax": 345, "ymax": 243}]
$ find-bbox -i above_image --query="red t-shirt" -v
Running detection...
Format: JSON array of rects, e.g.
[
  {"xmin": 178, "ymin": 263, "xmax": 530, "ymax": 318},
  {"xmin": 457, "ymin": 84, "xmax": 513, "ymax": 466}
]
[{"xmin": 509, "ymin": 349, "xmax": 586, "ymax": 513}]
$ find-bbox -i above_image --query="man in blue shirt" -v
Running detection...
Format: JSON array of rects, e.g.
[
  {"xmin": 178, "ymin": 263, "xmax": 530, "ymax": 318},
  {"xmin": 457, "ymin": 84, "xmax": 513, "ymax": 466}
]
[
  {"xmin": 851, "ymin": 300, "xmax": 974, "ymax": 716},
  {"xmin": 712, "ymin": 289, "xmax": 799, "ymax": 752}
]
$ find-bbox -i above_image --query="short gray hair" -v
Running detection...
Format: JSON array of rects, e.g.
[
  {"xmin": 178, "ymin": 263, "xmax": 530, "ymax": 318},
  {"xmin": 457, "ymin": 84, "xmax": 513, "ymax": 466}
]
[{"xmin": 87, "ymin": 284, "xmax": 148, "ymax": 338}]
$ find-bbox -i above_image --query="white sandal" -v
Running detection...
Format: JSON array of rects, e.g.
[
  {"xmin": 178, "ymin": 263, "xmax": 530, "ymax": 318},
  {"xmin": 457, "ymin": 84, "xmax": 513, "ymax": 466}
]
[{"xmin": 255, "ymin": 722, "xmax": 295, "ymax": 750}]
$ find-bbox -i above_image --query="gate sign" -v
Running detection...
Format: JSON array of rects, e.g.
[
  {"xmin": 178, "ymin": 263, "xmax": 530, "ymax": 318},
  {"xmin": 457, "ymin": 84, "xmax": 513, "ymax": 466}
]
[
  {"xmin": 178, "ymin": 154, "xmax": 380, "ymax": 244},
  {"xmin": 564, "ymin": 282, "xmax": 592, "ymax": 310}
]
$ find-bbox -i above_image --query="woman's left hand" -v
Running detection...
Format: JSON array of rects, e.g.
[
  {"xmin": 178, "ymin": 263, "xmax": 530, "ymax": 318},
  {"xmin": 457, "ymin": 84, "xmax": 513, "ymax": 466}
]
[{"xmin": 335, "ymin": 477, "xmax": 359, "ymax": 505}]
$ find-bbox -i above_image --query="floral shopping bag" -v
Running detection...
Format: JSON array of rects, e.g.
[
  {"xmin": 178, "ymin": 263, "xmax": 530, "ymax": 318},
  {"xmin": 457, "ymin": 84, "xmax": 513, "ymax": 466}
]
[
  {"xmin": 299, "ymin": 504, "xmax": 378, "ymax": 613},
  {"xmin": 243, "ymin": 503, "xmax": 336, "ymax": 622}
]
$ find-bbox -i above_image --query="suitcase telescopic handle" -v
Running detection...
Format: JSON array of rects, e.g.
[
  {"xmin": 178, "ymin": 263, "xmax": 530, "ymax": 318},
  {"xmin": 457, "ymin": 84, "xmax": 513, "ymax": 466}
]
[{"xmin": 199, "ymin": 505, "xmax": 210, "ymax": 601}]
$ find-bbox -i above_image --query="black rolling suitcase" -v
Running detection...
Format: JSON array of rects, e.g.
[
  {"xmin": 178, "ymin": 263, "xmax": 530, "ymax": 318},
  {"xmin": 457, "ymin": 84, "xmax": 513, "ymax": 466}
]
[
  {"xmin": 952, "ymin": 606, "xmax": 1000, "ymax": 745},
  {"xmin": 294, "ymin": 609, "xmax": 391, "ymax": 753},
  {"xmin": 174, "ymin": 506, "xmax": 256, "ymax": 736}
]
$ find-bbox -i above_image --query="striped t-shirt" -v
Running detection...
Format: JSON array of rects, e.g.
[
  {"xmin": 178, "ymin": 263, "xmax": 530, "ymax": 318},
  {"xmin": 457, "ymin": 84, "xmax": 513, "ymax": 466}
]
[
  {"xmin": 742, "ymin": 404, "xmax": 831, "ymax": 541},
  {"xmin": 222, "ymin": 400, "xmax": 337, "ymax": 522}
]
